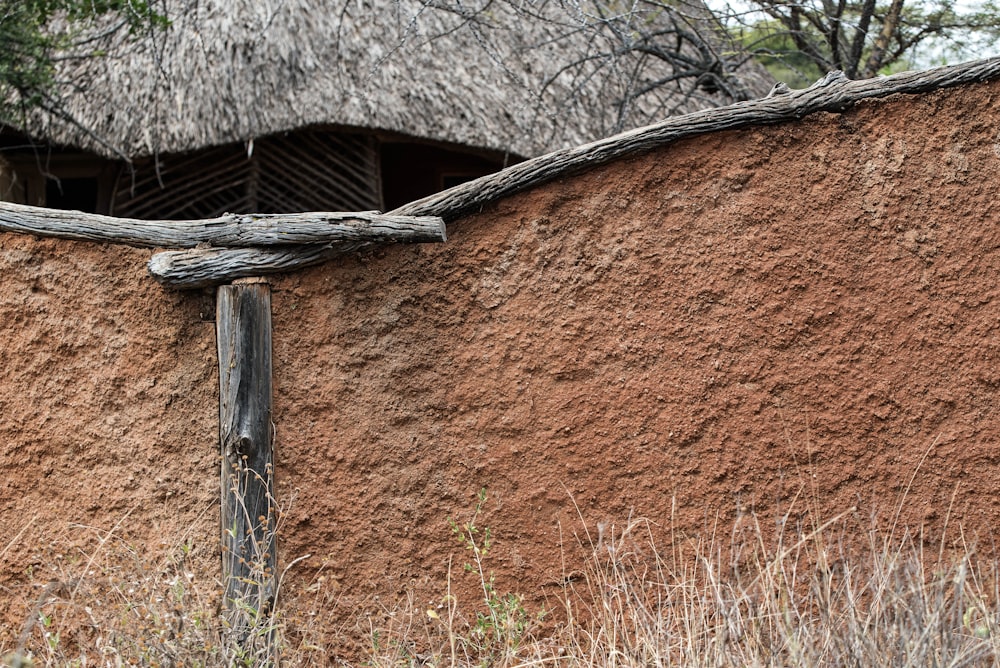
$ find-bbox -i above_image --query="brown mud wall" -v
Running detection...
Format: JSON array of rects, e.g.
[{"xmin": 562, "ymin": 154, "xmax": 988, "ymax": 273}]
[
  {"xmin": 0, "ymin": 238, "xmax": 219, "ymax": 648},
  {"xmin": 2, "ymin": 79, "xmax": 1000, "ymax": 655}
]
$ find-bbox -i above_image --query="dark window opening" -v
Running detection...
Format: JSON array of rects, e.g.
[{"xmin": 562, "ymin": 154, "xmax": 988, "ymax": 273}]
[
  {"xmin": 380, "ymin": 142, "xmax": 513, "ymax": 210},
  {"xmin": 46, "ymin": 177, "xmax": 99, "ymax": 213}
]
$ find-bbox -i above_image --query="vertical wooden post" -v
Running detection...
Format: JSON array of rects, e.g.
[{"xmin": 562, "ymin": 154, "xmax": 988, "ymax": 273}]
[{"xmin": 216, "ymin": 279, "xmax": 276, "ymax": 652}]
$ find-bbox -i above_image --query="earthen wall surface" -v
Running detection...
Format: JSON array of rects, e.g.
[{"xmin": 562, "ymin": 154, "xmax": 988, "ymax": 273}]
[{"xmin": 2, "ymin": 79, "xmax": 1000, "ymax": 656}]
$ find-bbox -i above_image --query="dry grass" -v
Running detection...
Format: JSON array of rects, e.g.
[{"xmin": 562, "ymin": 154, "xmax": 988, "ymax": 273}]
[
  {"xmin": 361, "ymin": 502, "xmax": 1000, "ymax": 667},
  {"xmin": 537, "ymin": 511, "xmax": 1000, "ymax": 667},
  {"xmin": 4, "ymin": 501, "xmax": 1000, "ymax": 667},
  {"xmin": 2, "ymin": 523, "xmax": 227, "ymax": 667},
  {"xmin": 1, "ymin": 493, "xmax": 287, "ymax": 668}
]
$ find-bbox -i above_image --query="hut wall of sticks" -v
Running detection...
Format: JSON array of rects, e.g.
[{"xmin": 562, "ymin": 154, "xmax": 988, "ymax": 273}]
[{"xmin": 0, "ymin": 126, "xmax": 517, "ymax": 220}]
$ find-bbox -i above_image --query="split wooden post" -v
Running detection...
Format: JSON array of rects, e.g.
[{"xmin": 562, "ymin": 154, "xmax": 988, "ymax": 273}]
[{"xmin": 216, "ymin": 278, "xmax": 276, "ymax": 648}]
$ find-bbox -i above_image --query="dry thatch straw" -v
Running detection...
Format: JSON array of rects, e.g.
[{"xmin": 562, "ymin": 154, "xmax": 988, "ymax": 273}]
[{"xmin": 17, "ymin": 0, "xmax": 773, "ymax": 160}]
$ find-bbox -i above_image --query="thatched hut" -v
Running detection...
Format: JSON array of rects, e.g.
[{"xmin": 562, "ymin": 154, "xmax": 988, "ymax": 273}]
[{"xmin": 0, "ymin": 0, "xmax": 771, "ymax": 218}]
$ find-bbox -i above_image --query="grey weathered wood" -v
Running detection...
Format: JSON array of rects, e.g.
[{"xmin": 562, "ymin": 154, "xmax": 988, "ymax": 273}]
[
  {"xmin": 0, "ymin": 200, "xmax": 444, "ymax": 248},
  {"xmin": 144, "ymin": 57, "xmax": 1000, "ymax": 288},
  {"xmin": 216, "ymin": 281, "xmax": 276, "ymax": 650},
  {"xmin": 390, "ymin": 59, "xmax": 1000, "ymax": 221},
  {"xmin": 149, "ymin": 242, "xmax": 371, "ymax": 288}
]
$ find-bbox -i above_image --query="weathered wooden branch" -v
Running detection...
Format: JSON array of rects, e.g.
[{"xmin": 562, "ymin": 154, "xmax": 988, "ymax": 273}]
[
  {"xmin": 0, "ymin": 201, "xmax": 444, "ymax": 248},
  {"xmin": 149, "ymin": 242, "xmax": 371, "ymax": 288},
  {"xmin": 217, "ymin": 281, "xmax": 276, "ymax": 650},
  {"xmin": 390, "ymin": 58, "xmax": 1000, "ymax": 221},
  {"xmin": 143, "ymin": 57, "xmax": 1000, "ymax": 288}
]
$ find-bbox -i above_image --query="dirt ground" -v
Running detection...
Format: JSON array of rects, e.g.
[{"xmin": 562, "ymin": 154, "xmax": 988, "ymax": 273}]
[{"xmin": 2, "ymin": 78, "xmax": 1000, "ymax": 660}]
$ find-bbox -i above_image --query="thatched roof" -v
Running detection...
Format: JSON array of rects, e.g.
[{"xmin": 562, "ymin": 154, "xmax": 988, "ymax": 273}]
[{"xmin": 20, "ymin": 0, "xmax": 773, "ymax": 159}]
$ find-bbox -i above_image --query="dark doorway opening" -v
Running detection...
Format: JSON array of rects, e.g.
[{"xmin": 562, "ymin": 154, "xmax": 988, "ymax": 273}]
[
  {"xmin": 379, "ymin": 142, "xmax": 515, "ymax": 210},
  {"xmin": 46, "ymin": 177, "xmax": 99, "ymax": 213}
]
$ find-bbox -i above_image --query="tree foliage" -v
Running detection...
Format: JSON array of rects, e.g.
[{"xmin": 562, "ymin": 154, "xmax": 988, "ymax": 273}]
[
  {"xmin": 419, "ymin": 0, "xmax": 769, "ymax": 137},
  {"xmin": 421, "ymin": 0, "xmax": 997, "ymax": 141},
  {"xmin": 0, "ymin": 0, "xmax": 167, "ymax": 124},
  {"xmin": 719, "ymin": 0, "xmax": 1000, "ymax": 83}
]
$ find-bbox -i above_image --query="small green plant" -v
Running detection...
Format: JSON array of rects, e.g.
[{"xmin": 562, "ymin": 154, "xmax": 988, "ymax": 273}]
[
  {"xmin": 442, "ymin": 488, "xmax": 537, "ymax": 666},
  {"xmin": 0, "ymin": 0, "xmax": 169, "ymax": 124}
]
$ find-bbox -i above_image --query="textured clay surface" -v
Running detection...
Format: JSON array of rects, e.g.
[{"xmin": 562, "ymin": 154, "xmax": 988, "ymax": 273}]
[
  {"xmin": 0, "ymin": 239, "xmax": 220, "ymax": 650},
  {"xmin": 3, "ymin": 79, "xmax": 1000, "ymax": 658}
]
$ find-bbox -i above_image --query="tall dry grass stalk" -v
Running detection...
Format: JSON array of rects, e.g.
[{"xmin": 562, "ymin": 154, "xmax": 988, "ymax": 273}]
[
  {"xmin": 5, "ymin": 502, "xmax": 999, "ymax": 666},
  {"xmin": 2, "ymin": 520, "xmax": 225, "ymax": 667},
  {"xmin": 363, "ymin": 504, "xmax": 1000, "ymax": 667},
  {"xmin": 2, "ymin": 491, "xmax": 296, "ymax": 667},
  {"xmin": 546, "ymin": 511, "xmax": 999, "ymax": 667}
]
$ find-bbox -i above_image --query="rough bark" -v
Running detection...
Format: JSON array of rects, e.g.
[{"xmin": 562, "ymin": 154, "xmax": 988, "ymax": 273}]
[
  {"xmin": 390, "ymin": 59, "xmax": 1000, "ymax": 221},
  {"xmin": 0, "ymin": 201, "xmax": 444, "ymax": 248},
  {"xmin": 216, "ymin": 282, "xmax": 276, "ymax": 653},
  {"xmin": 149, "ymin": 242, "xmax": 371, "ymax": 288},
  {"xmin": 861, "ymin": 0, "xmax": 906, "ymax": 78}
]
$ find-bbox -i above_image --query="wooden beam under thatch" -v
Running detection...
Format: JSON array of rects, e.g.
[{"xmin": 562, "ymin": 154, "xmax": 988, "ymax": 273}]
[
  {"xmin": 0, "ymin": 201, "xmax": 444, "ymax": 248},
  {"xmin": 143, "ymin": 57, "xmax": 1000, "ymax": 288}
]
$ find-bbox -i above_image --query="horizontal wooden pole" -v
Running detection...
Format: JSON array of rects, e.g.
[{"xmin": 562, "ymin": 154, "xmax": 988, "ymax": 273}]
[
  {"xmin": 142, "ymin": 58, "xmax": 1000, "ymax": 289},
  {"xmin": 148, "ymin": 243, "xmax": 369, "ymax": 288},
  {"xmin": 0, "ymin": 201, "xmax": 445, "ymax": 248},
  {"xmin": 390, "ymin": 59, "xmax": 1000, "ymax": 221}
]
